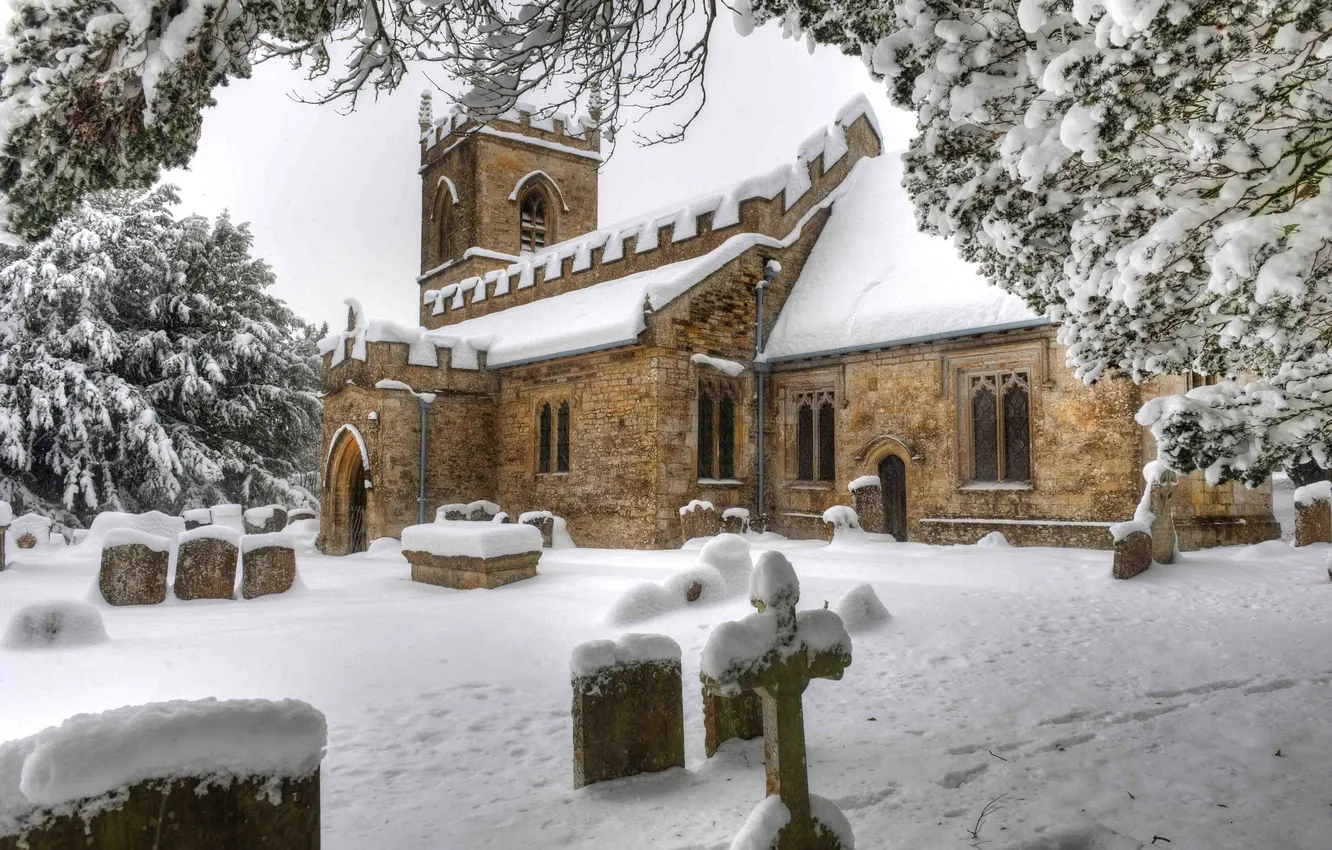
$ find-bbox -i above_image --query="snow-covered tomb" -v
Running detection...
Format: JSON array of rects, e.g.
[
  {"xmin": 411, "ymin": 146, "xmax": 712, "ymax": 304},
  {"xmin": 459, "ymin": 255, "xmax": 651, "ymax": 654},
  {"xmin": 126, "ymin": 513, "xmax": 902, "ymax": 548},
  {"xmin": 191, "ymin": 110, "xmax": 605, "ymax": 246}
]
[{"xmin": 401, "ymin": 521, "xmax": 542, "ymax": 590}]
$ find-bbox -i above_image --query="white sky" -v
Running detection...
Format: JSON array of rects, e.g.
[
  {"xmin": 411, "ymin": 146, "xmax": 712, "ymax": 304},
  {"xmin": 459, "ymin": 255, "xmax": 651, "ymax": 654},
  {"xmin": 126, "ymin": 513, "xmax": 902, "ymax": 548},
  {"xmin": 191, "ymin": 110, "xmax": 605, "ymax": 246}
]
[{"xmin": 158, "ymin": 24, "xmax": 914, "ymax": 330}]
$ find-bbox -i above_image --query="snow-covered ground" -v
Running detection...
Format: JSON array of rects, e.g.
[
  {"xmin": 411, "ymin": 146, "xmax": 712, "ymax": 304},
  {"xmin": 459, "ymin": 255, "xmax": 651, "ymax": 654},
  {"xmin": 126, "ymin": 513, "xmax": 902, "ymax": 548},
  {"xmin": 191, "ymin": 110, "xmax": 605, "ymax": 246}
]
[{"xmin": 1, "ymin": 530, "xmax": 1329, "ymax": 849}]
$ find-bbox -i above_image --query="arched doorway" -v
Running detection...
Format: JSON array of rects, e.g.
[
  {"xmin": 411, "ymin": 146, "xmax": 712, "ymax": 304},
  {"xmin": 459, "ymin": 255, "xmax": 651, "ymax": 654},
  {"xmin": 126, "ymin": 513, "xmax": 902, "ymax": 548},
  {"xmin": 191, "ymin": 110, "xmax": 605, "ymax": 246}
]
[
  {"xmin": 326, "ymin": 426, "xmax": 370, "ymax": 555},
  {"xmin": 879, "ymin": 454, "xmax": 907, "ymax": 542}
]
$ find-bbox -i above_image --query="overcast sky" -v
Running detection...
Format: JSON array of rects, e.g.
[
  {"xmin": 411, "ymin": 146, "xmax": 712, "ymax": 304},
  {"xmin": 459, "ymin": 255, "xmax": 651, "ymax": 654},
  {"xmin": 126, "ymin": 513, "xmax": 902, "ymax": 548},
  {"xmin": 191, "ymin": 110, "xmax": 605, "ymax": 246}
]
[{"xmin": 160, "ymin": 23, "xmax": 914, "ymax": 331}]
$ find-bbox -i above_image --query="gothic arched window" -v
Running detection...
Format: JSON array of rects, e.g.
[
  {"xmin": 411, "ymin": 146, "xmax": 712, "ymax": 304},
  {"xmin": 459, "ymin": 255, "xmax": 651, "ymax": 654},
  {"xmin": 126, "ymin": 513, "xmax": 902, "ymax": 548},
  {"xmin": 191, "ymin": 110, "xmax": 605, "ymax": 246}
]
[
  {"xmin": 436, "ymin": 195, "xmax": 454, "ymax": 262},
  {"xmin": 697, "ymin": 379, "xmax": 741, "ymax": 481},
  {"xmin": 556, "ymin": 401, "xmax": 571, "ymax": 473},
  {"xmin": 519, "ymin": 190, "xmax": 549, "ymax": 253},
  {"xmin": 538, "ymin": 402, "xmax": 552, "ymax": 474},
  {"xmin": 793, "ymin": 389, "xmax": 835, "ymax": 482},
  {"xmin": 968, "ymin": 370, "xmax": 1032, "ymax": 482},
  {"xmin": 697, "ymin": 390, "xmax": 715, "ymax": 479}
]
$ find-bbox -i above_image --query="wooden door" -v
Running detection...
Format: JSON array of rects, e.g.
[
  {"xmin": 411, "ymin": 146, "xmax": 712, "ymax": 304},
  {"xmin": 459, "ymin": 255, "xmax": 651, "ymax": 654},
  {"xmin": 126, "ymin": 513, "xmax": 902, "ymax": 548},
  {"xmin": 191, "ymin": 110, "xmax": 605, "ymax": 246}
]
[{"xmin": 879, "ymin": 455, "xmax": 907, "ymax": 542}]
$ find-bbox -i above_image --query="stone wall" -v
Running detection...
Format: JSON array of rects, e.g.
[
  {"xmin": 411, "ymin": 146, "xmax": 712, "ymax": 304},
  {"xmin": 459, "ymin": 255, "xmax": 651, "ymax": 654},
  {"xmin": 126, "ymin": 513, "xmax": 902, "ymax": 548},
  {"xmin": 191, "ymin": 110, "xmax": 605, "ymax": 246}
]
[
  {"xmin": 768, "ymin": 328, "xmax": 1146, "ymax": 543},
  {"xmin": 320, "ymin": 381, "xmax": 499, "ymax": 549}
]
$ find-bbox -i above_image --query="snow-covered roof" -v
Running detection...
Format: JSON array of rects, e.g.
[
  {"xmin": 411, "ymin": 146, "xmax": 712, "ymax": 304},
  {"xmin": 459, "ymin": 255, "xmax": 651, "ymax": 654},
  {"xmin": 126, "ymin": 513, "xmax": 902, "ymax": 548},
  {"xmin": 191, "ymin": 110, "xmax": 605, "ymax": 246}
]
[
  {"xmin": 419, "ymin": 95, "xmax": 881, "ymax": 314},
  {"xmin": 762, "ymin": 153, "xmax": 1042, "ymax": 361}
]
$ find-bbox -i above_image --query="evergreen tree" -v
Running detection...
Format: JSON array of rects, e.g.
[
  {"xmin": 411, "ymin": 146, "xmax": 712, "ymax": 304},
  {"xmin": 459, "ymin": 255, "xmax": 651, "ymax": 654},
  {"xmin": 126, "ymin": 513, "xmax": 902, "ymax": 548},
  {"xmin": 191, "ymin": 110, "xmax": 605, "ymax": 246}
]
[{"xmin": 0, "ymin": 186, "xmax": 322, "ymax": 525}]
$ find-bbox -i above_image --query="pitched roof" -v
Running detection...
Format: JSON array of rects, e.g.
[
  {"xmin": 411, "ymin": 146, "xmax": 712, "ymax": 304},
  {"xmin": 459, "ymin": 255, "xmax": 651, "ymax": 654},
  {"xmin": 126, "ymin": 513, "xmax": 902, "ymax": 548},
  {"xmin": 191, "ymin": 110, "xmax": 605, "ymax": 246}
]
[{"xmin": 761, "ymin": 152, "xmax": 1042, "ymax": 362}]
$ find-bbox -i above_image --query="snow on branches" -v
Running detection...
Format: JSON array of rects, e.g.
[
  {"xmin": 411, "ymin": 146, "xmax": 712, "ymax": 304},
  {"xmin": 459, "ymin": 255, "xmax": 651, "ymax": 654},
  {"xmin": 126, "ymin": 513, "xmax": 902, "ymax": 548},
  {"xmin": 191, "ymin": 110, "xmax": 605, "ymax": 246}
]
[
  {"xmin": 737, "ymin": 0, "xmax": 1332, "ymax": 484},
  {"xmin": 0, "ymin": 187, "xmax": 322, "ymax": 524}
]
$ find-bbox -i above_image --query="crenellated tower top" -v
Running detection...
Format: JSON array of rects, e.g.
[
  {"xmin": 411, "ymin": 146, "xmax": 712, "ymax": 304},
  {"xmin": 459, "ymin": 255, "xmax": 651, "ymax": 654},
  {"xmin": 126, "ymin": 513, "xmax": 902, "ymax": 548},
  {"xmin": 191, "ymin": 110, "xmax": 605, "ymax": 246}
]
[{"xmin": 416, "ymin": 99, "xmax": 602, "ymax": 315}]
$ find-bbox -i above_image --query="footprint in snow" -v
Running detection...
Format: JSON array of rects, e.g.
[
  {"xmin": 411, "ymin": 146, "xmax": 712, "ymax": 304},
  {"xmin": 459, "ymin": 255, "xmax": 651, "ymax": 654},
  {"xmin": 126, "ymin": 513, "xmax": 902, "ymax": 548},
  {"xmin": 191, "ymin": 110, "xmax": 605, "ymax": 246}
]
[{"xmin": 937, "ymin": 763, "xmax": 988, "ymax": 789}]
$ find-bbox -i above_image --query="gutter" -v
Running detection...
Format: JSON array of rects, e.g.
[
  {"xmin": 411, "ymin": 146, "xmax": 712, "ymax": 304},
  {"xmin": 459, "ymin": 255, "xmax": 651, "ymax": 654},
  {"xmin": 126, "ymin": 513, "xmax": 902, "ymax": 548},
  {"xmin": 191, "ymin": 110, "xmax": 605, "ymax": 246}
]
[{"xmin": 760, "ymin": 318, "xmax": 1051, "ymax": 365}]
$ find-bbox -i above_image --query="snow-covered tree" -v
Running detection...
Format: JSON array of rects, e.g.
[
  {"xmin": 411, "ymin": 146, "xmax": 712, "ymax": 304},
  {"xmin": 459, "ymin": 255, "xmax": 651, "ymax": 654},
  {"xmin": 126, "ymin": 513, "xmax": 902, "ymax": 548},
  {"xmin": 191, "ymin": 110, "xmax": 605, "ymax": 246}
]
[
  {"xmin": 0, "ymin": 186, "xmax": 322, "ymax": 525},
  {"xmin": 3, "ymin": 0, "xmax": 1332, "ymax": 484}
]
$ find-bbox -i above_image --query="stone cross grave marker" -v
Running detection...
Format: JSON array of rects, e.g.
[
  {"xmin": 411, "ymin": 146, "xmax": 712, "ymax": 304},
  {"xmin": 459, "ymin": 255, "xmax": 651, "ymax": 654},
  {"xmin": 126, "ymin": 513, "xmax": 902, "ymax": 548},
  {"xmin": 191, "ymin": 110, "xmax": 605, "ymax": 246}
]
[{"xmin": 701, "ymin": 551, "xmax": 853, "ymax": 849}]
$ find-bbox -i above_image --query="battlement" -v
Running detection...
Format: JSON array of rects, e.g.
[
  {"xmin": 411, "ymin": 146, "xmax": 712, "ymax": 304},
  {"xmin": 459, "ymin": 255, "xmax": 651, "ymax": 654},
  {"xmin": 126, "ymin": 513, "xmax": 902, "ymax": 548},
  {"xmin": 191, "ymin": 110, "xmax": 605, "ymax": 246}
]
[
  {"xmin": 418, "ymin": 96, "xmax": 883, "ymax": 328},
  {"xmin": 419, "ymin": 100, "xmax": 602, "ymax": 171},
  {"xmin": 319, "ymin": 299, "xmax": 500, "ymax": 396}
]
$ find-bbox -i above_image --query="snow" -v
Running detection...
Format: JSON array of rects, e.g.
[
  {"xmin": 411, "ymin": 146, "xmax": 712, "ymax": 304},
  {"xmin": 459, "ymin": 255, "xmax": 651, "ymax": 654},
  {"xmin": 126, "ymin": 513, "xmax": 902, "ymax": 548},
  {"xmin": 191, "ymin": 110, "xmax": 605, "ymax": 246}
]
[
  {"xmin": 810, "ymin": 794, "xmax": 855, "ymax": 848},
  {"xmin": 680, "ymin": 500, "xmax": 715, "ymax": 516},
  {"xmin": 209, "ymin": 504, "xmax": 245, "ymax": 534},
  {"xmin": 0, "ymin": 698, "xmax": 324, "ymax": 818},
  {"xmin": 1292, "ymin": 481, "xmax": 1332, "ymax": 508},
  {"xmin": 821, "ymin": 505, "xmax": 860, "ymax": 531},
  {"xmin": 721, "ymin": 507, "xmax": 750, "ymax": 520},
  {"xmin": 100, "ymin": 529, "xmax": 171, "ymax": 554},
  {"xmin": 181, "ymin": 509, "xmax": 211, "ymax": 523},
  {"xmin": 605, "ymin": 582, "xmax": 678, "ymax": 626},
  {"xmin": 977, "ymin": 531, "xmax": 1012, "ymax": 547},
  {"xmin": 1, "ymin": 601, "xmax": 108, "ymax": 650},
  {"xmin": 0, "ymin": 502, "xmax": 11, "ymax": 526},
  {"xmin": 1109, "ymin": 520, "xmax": 1151, "ymax": 543},
  {"xmin": 699, "ymin": 534, "xmax": 754, "ymax": 595},
  {"xmin": 3, "ymin": 526, "xmax": 1332, "ymax": 847},
  {"xmin": 400, "ymin": 522, "xmax": 542, "ymax": 559},
  {"xmin": 691, "ymin": 353, "xmax": 746, "ymax": 377},
  {"xmin": 570, "ymin": 634, "xmax": 681, "ymax": 678},
  {"xmin": 749, "ymin": 550, "xmax": 800, "ymax": 607},
  {"xmin": 730, "ymin": 795, "xmax": 789, "ymax": 850},
  {"xmin": 831, "ymin": 584, "xmax": 891, "ymax": 633},
  {"xmin": 995, "ymin": 823, "xmax": 1146, "ymax": 849},
  {"xmin": 244, "ymin": 505, "xmax": 280, "ymax": 524},
  {"xmin": 83, "ymin": 511, "xmax": 184, "ymax": 548},
  {"xmin": 519, "ymin": 510, "xmax": 553, "ymax": 523},
  {"xmin": 662, "ymin": 565, "xmax": 728, "ymax": 604},
  {"xmin": 847, "ymin": 475, "xmax": 880, "ymax": 492},
  {"xmin": 240, "ymin": 533, "xmax": 295, "ymax": 555},
  {"xmin": 762, "ymin": 154, "xmax": 1040, "ymax": 360},
  {"xmin": 177, "ymin": 526, "xmax": 241, "ymax": 546}
]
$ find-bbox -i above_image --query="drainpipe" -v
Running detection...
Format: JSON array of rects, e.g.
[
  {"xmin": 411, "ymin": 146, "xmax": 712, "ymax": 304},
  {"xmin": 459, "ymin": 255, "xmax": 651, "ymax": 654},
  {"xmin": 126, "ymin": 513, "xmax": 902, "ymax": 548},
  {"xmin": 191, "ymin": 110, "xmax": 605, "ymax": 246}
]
[
  {"xmin": 417, "ymin": 394, "xmax": 434, "ymax": 525},
  {"xmin": 755, "ymin": 259, "xmax": 780, "ymax": 530}
]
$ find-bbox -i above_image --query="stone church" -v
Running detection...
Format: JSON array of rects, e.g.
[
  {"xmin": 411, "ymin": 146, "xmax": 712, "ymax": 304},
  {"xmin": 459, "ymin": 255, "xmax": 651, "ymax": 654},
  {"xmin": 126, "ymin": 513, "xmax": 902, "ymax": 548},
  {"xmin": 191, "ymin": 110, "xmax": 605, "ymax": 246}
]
[{"xmin": 316, "ymin": 95, "xmax": 1279, "ymax": 553}]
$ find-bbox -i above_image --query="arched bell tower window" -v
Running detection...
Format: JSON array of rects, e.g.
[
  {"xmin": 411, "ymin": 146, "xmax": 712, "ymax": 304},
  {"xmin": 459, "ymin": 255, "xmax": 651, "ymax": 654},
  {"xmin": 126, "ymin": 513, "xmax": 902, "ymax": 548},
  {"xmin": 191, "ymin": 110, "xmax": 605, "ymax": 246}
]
[
  {"xmin": 519, "ymin": 190, "xmax": 550, "ymax": 253},
  {"xmin": 436, "ymin": 195, "xmax": 454, "ymax": 262}
]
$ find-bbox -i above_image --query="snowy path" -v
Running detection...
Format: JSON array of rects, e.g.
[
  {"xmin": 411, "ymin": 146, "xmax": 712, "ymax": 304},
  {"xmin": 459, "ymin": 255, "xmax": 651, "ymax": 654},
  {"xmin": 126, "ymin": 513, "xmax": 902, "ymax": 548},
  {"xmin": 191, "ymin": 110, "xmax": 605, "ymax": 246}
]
[{"xmin": 1, "ymin": 537, "xmax": 1329, "ymax": 848}]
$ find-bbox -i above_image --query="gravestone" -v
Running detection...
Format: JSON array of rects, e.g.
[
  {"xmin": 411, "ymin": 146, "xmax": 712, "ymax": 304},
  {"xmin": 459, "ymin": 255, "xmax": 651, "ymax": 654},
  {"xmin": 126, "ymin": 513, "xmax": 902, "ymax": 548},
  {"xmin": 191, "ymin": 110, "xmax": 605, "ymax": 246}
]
[
  {"xmin": 848, "ymin": 476, "xmax": 885, "ymax": 535},
  {"xmin": 0, "ymin": 499, "xmax": 10, "ymax": 569},
  {"xmin": 701, "ymin": 551, "xmax": 854, "ymax": 849},
  {"xmin": 287, "ymin": 507, "xmax": 316, "ymax": 524},
  {"xmin": 174, "ymin": 528, "xmax": 240, "ymax": 601},
  {"xmin": 0, "ymin": 698, "xmax": 325, "ymax": 850},
  {"xmin": 435, "ymin": 503, "xmax": 469, "ymax": 521},
  {"xmin": 243, "ymin": 505, "xmax": 288, "ymax": 535},
  {"xmin": 241, "ymin": 534, "xmax": 297, "ymax": 599},
  {"xmin": 1294, "ymin": 481, "xmax": 1332, "ymax": 547},
  {"xmin": 466, "ymin": 500, "xmax": 502, "ymax": 521},
  {"xmin": 721, "ymin": 507, "xmax": 750, "ymax": 535},
  {"xmin": 99, "ymin": 531, "xmax": 170, "ymax": 606},
  {"xmin": 570, "ymin": 634, "xmax": 685, "ymax": 788},
  {"xmin": 181, "ymin": 509, "xmax": 212, "ymax": 531},
  {"xmin": 520, "ymin": 511, "xmax": 555, "ymax": 547},
  {"xmin": 679, "ymin": 500, "xmax": 720, "ymax": 544},
  {"xmin": 703, "ymin": 688, "xmax": 764, "ymax": 758},
  {"xmin": 403, "ymin": 522, "xmax": 542, "ymax": 589},
  {"xmin": 1111, "ymin": 527, "xmax": 1152, "ymax": 580}
]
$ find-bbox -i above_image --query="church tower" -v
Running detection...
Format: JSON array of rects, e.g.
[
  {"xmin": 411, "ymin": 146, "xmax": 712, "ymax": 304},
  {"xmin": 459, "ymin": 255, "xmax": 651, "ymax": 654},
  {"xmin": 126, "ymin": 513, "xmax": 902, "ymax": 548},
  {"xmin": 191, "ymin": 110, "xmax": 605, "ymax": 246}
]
[{"xmin": 417, "ymin": 94, "xmax": 601, "ymax": 327}]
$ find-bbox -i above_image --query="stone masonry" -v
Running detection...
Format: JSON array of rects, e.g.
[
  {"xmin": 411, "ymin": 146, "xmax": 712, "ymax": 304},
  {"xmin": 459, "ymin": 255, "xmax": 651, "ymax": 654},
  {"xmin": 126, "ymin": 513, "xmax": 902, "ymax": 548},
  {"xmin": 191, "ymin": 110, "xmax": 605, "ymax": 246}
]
[
  {"xmin": 0, "ymin": 773, "xmax": 319, "ymax": 850},
  {"xmin": 174, "ymin": 537, "xmax": 239, "ymax": 601},
  {"xmin": 242, "ymin": 545, "xmax": 297, "ymax": 600},
  {"xmin": 703, "ymin": 688, "xmax": 765, "ymax": 758},
  {"xmin": 100, "ymin": 543, "xmax": 169, "ymax": 606},
  {"xmin": 1112, "ymin": 530, "xmax": 1153, "ymax": 580},
  {"xmin": 571, "ymin": 639, "xmax": 685, "ymax": 789},
  {"xmin": 317, "ymin": 92, "xmax": 1280, "ymax": 554}
]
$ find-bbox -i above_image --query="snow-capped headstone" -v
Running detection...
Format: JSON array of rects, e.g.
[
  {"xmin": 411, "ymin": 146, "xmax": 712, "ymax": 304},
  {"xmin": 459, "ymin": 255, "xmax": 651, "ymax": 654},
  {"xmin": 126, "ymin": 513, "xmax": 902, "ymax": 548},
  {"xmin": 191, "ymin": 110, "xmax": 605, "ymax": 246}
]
[
  {"xmin": 98, "ymin": 530, "xmax": 171, "ymax": 606},
  {"xmin": 287, "ymin": 507, "xmax": 317, "ymax": 524},
  {"xmin": 519, "ymin": 510, "xmax": 555, "ymax": 547},
  {"xmin": 402, "ymin": 522, "xmax": 542, "ymax": 589},
  {"xmin": 721, "ymin": 506, "xmax": 751, "ymax": 535},
  {"xmin": 465, "ymin": 500, "xmax": 502, "ymax": 521},
  {"xmin": 1293, "ymin": 481, "xmax": 1332, "ymax": 547},
  {"xmin": 570, "ymin": 634, "xmax": 684, "ymax": 788},
  {"xmin": 703, "ymin": 687, "xmax": 764, "ymax": 759},
  {"xmin": 181, "ymin": 508, "xmax": 212, "ymax": 531},
  {"xmin": 701, "ymin": 551, "xmax": 854, "ymax": 849},
  {"xmin": 0, "ymin": 698, "xmax": 324, "ymax": 849},
  {"xmin": 832, "ymin": 584, "xmax": 890, "ymax": 633},
  {"xmin": 243, "ymin": 504, "xmax": 289, "ymax": 535},
  {"xmin": 0, "ymin": 501, "xmax": 9, "ymax": 569},
  {"xmin": 822, "ymin": 505, "xmax": 861, "ymax": 540},
  {"xmin": 679, "ymin": 500, "xmax": 721, "ymax": 543},
  {"xmin": 241, "ymin": 534, "xmax": 298, "ymax": 599},
  {"xmin": 175, "ymin": 527, "xmax": 241, "ymax": 601},
  {"xmin": 699, "ymin": 533, "xmax": 754, "ymax": 596},
  {"xmin": 209, "ymin": 504, "xmax": 245, "ymax": 535},
  {"xmin": 1138, "ymin": 461, "xmax": 1179, "ymax": 564},
  {"xmin": 1110, "ymin": 525, "xmax": 1153, "ymax": 581},
  {"xmin": 847, "ymin": 476, "xmax": 884, "ymax": 535}
]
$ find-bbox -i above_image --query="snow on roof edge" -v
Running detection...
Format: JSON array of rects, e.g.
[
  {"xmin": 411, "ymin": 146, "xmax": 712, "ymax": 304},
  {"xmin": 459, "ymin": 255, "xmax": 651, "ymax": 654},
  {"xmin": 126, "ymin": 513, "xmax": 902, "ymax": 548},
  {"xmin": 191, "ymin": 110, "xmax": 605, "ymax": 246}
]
[{"xmin": 762, "ymin": 318, "xmax": 1051, "ymax": 364}]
